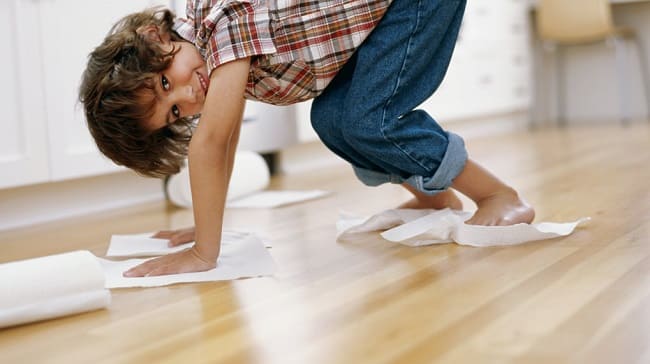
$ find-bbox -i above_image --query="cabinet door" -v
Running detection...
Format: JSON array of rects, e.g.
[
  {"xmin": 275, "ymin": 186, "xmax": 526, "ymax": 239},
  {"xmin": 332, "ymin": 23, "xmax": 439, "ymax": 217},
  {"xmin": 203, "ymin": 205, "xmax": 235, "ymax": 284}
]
[
  {"xmin": 39, "ymin": 0, "xmax": 169, "ymax": 181},
  {"xmin": 445, "ymin": 0, "xmax": 530, "ymax": 118},
  {"xmin": 0, "ymin": 1, "xmax": 49, "ymax": 189}
]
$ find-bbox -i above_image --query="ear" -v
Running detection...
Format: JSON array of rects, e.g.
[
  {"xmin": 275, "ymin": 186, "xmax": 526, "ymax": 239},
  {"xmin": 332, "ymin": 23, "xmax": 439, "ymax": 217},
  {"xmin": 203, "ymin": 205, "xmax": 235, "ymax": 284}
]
[{"xmin": 136, "ymin": 25, "xmax": 171, "ymax": 45}]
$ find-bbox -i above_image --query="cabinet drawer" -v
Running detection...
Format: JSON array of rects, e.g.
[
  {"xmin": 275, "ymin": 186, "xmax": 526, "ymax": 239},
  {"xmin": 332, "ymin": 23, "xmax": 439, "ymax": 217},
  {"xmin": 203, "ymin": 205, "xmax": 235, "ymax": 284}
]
[{"xmin": 460, "ymin": 0, "xmax": 529, "ymax": 43}]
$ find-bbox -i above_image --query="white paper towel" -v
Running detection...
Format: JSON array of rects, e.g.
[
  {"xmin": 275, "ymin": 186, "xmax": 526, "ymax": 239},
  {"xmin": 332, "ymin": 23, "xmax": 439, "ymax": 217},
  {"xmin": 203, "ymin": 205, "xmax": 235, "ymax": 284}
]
[
  {"xmin": 106, "ymin": 230, "xmax": 271, "ymax": 257},
  {"xmin": 100, "ymin": 233, "xmax": 276, "ymax": 288},
  {"xmin": 0, "ymin": 250, "xmax": 111, "ymax": 328},
  {"xmin": 226, "ymin": 190, "xmax": 331, "ymax": 208},
  {"xmin": 337, "ymin": 208, "xmax": 590, "ymax": 247},
  {"xmin": 167, "ymin": 151, "xmax": 271, "ymax": 208}
]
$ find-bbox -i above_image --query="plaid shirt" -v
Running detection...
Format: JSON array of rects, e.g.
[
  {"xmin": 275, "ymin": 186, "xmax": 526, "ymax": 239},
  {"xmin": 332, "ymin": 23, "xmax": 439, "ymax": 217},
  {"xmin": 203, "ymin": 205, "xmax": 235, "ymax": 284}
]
[{"xmin": 174, "ymin": 0, "xmax": 391, "ymax": 105}]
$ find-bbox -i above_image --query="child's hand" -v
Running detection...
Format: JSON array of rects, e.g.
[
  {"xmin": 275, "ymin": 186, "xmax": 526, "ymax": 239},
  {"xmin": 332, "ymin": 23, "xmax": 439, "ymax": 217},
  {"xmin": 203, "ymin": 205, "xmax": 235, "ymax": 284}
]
[
  {"xmin": 151, "ymin": 227, "xmax": 195, "ymax": 246},
  {"xmin": 123, "ymin": 246, "xmax": 216, "ymax": 277}
]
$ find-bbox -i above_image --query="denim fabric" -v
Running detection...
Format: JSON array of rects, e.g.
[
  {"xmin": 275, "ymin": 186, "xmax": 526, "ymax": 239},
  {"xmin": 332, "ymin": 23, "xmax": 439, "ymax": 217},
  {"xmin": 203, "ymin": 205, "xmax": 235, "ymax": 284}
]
[{"xmin": 310, "ymin": 0, "xmax": 468, "ymax": 195}]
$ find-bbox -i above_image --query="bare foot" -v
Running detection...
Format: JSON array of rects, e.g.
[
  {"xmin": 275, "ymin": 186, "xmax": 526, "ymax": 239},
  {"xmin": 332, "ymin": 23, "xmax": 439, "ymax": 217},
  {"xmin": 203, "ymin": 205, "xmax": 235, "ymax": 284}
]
[
  {"xmin": 465, "ymin": 188, "xmax": 535, "ymax": 226},
  {"xmin": 399, "ymin": 188, "xmax": 463, "ymax": 210}
]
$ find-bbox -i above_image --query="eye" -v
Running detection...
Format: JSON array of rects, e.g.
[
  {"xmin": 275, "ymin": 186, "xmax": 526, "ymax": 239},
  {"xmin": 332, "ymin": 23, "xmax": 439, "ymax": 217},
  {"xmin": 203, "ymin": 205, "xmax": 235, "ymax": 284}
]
[
  {"xmin": 161, "ymin": 75, "xmax": 170, "ymax": 91},
  {"xmin": 161, "ymin": 75, "xmax": 180, "ymax": 120}
]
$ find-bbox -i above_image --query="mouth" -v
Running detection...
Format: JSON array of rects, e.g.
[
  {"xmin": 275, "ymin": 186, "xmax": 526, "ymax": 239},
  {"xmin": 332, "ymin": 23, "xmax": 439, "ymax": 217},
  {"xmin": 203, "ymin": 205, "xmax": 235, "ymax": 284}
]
[{"xmin": 197, "ymin": 72, "xmax": 209, "ymax": 95}]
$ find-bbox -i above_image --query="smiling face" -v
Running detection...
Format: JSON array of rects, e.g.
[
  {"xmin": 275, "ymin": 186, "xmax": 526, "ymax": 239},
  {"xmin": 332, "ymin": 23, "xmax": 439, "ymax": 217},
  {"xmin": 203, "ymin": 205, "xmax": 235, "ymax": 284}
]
[{"xmin": 143, "ymin": 40, "xmax": 210, "ymax": 131}]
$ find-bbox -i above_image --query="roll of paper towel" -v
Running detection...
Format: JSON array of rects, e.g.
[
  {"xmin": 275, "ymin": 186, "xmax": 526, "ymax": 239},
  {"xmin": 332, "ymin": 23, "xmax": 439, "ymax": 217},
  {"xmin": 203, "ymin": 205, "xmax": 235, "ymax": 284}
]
[
  {"xmin": 167, "ymin": 150, "xmax": 271, "ymax": 208},
  {"xmin": 0, "ymin": 250, "xmax": 111, "ymax": 328}
]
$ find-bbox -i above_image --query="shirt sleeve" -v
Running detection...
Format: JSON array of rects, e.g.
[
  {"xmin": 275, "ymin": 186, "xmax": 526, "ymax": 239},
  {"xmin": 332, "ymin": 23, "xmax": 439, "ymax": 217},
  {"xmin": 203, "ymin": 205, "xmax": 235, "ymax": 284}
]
[{"xmin": 193, "ymin": 0, "xmax": 277, "ymax": 74}]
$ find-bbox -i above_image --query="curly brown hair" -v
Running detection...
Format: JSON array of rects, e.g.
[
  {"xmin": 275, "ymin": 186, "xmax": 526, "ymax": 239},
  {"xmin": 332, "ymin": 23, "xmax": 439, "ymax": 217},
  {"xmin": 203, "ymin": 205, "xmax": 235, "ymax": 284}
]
[{"xmin": 79, "ymin": 7, "xmax": 195, "ymax": 178}]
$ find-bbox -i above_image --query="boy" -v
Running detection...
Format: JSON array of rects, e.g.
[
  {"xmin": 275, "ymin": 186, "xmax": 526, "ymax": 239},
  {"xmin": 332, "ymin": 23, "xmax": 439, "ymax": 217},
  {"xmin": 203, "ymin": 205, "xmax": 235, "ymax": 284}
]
[{"xmin": 80, "ymin": 0, "xmax": 534, "ymax": 277}]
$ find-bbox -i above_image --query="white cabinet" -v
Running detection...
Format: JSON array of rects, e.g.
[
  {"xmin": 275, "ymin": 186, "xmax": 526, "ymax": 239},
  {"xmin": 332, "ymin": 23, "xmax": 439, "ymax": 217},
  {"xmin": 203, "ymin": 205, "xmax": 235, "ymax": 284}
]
[
  {"xmin": 40, "ymin": 0, "xmax": 169, "ymax": 181},
  {"xmin": 421, "ymin": 0, "xmax": 531, "ymax": 120},
  {"xmin": 0, "ymin": 0, "xmax": 170, "ymax": 189},
  {"xmin": 0, "ymin": 1, "xmax": 49, "ymax": 189}
]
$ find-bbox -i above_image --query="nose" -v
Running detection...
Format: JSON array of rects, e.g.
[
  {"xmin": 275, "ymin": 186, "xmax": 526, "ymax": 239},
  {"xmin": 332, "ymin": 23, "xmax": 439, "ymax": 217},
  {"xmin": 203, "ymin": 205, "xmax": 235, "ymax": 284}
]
[
  {"xmin": 172, "ymin": 84, "xmax": 200, "ymax": 113},
  {"xmin": 177, "ymin": 84, "xmax": 197, "ymax": 104}
]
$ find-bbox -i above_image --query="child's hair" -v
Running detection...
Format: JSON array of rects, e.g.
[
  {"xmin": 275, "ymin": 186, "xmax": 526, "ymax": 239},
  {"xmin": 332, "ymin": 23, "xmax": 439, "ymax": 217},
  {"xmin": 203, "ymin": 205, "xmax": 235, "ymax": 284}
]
[{"xmin": 79, "ymin": 7, "xmax": 193, "ymax": 178}]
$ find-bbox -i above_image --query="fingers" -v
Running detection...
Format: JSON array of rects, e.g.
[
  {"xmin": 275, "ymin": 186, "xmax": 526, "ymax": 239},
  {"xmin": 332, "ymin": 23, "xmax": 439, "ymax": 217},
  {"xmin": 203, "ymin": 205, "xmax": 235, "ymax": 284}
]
[
  {"xmin": 122, "ymin": 248, "xmax": 216, "ymax": 277},
  {"xmin": 123, "ymin": 255, "xmax": 182, "ymax": 277},
  {"xmin": 169, "ymin": 232, "xmax": 195, "ymax": 246},
  {"xmin": 151, "ymin": 230, "xmax": 175, "ymax": 239},
  {"xmin": 151, "ymin": 228, "xmax": 196, "ymax": 246},
  {"xmin": 123, "ymin": 256, "xmax": 168, "ymax": 277},
  {"xmin": 147, "ymin": 264, "xmax": 180, "ymax": 277}
]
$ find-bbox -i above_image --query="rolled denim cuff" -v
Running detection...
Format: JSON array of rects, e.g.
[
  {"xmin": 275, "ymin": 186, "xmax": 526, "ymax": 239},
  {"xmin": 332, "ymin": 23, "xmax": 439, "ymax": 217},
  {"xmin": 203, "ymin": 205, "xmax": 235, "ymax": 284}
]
[
  {"xmin": 408, "ymin": 132, "xmax": 467, "ymax": 195},
  {"xmin": 352, "ymin": 131, "xmax": 467, "ymax": 195},
  {"xmin": 352, "ymin": 165, "xmax": 402, "ymax": 186}
]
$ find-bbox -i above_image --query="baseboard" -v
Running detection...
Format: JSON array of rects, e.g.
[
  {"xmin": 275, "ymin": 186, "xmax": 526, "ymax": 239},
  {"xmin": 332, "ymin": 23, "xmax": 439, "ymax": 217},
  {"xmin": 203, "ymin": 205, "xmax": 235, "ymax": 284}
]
[{"xmin": 0, "ymin": 171, "xmax": 164, "ymax": 232}]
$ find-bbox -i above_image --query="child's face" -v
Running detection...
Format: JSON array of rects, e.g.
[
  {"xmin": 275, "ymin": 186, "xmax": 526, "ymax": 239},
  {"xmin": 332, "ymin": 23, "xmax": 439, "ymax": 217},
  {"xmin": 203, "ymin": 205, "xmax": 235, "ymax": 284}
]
[{"xmin": 144, "ymin": 40, "xmax": 209, "ymax": 131}]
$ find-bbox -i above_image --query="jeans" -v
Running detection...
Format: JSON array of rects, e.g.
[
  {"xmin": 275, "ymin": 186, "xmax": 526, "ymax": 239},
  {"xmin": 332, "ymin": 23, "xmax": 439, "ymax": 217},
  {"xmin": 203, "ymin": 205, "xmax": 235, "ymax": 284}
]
[{"xmin": 310, "ymin": 0, "xmax": 468, "ymax": 195}]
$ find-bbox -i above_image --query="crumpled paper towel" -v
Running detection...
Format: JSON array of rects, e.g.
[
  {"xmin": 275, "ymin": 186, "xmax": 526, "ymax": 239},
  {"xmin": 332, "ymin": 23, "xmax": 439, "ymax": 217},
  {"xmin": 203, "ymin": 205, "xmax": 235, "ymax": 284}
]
[{"xmin": 337, "ymin": 208, "xmax": 590, "ymax": 247}]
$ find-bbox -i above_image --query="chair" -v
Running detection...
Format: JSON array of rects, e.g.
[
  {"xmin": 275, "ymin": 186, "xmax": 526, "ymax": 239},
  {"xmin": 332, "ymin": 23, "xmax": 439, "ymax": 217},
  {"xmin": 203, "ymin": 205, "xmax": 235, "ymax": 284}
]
[{"xmin": 535, "ymin": 0, "xmax": 650, "ymax": 126}]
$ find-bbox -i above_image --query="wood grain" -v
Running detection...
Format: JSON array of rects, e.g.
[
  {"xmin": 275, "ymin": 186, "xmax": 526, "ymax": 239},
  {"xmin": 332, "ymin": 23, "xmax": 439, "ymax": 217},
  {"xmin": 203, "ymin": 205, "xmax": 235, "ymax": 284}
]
[{"xmin": 0, "ymin": 123, "xmax": 648, "ymax": 364}]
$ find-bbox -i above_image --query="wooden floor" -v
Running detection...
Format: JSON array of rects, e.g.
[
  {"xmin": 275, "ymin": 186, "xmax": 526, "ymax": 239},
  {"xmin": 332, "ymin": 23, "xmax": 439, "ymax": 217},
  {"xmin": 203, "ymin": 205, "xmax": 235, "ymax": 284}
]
[{"xmin": 1, "ymin": 123, "xmax": 649, "ymax": 364}]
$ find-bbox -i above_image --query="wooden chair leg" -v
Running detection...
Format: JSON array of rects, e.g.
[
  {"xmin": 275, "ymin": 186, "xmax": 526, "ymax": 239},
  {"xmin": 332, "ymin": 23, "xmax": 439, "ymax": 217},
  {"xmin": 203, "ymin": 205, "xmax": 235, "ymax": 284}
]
[
  {"xmin": 612, "ymin": 36, "xmax": 631, "ymax": 125},
  {"xmin": 554, "ymin": 44, "xmax": 567, "ymax": 127},
  {"xmin": 631, "ymin": 35, "xmax": 650, "ymax": 122}
]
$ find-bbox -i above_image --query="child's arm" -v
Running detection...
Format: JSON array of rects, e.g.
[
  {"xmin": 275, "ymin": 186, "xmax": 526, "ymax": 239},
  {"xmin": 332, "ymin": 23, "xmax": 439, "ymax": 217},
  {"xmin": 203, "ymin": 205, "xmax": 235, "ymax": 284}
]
[
  {"xmin": 124, "ymin": 58, "xmax": 251, "ymax": 277},
  {"xmin": 188, "ymin": 58, "xmax": 248, "ymax": 262},
  {"xmin": 150, "ymin": 119, "xmax": 241, "ymax": 247}
]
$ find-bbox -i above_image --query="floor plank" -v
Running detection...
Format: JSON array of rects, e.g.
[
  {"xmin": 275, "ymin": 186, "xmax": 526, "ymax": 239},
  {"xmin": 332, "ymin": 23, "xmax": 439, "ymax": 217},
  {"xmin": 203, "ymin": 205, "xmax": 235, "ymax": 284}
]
[{"xmin": 0, "ymin": 123, "xmax": 648, "ymax": 364}]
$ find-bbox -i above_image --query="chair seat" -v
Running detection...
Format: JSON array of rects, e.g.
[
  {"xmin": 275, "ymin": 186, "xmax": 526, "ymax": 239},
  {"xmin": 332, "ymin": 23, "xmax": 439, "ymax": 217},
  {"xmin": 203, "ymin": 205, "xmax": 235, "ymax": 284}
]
[
  {"xmin": 553, "ymin": 25, "xmax": 636, "ymax": 45},
  {"xmin": 611, "ymin": 26, "xmax": 636, "ymax": 39},
  {"xmin": 533, "ymin": 0, "xmax": 650, "ymax": 126}
]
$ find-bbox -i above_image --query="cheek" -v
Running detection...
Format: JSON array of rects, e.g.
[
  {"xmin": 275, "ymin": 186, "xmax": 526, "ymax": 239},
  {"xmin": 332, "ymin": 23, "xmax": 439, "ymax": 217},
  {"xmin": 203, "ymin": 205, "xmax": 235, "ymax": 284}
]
[
  {"xmin": 191, "ymin": 100, "xmax": 206, "ymax": 115},
  {"xmin": 184, "ymin": 46, "xmax": 205, "ymax": 69},
  {"xmin": 168, "ymin": 54, "xmax": 194, "ymax": 79},
  {"xmin": 179, "ymin": 43, "xmax": 203, "ymax": 64},
  {"xmin": 168, "ymin": 61, "xmax": 192, "ymax": 81}
]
